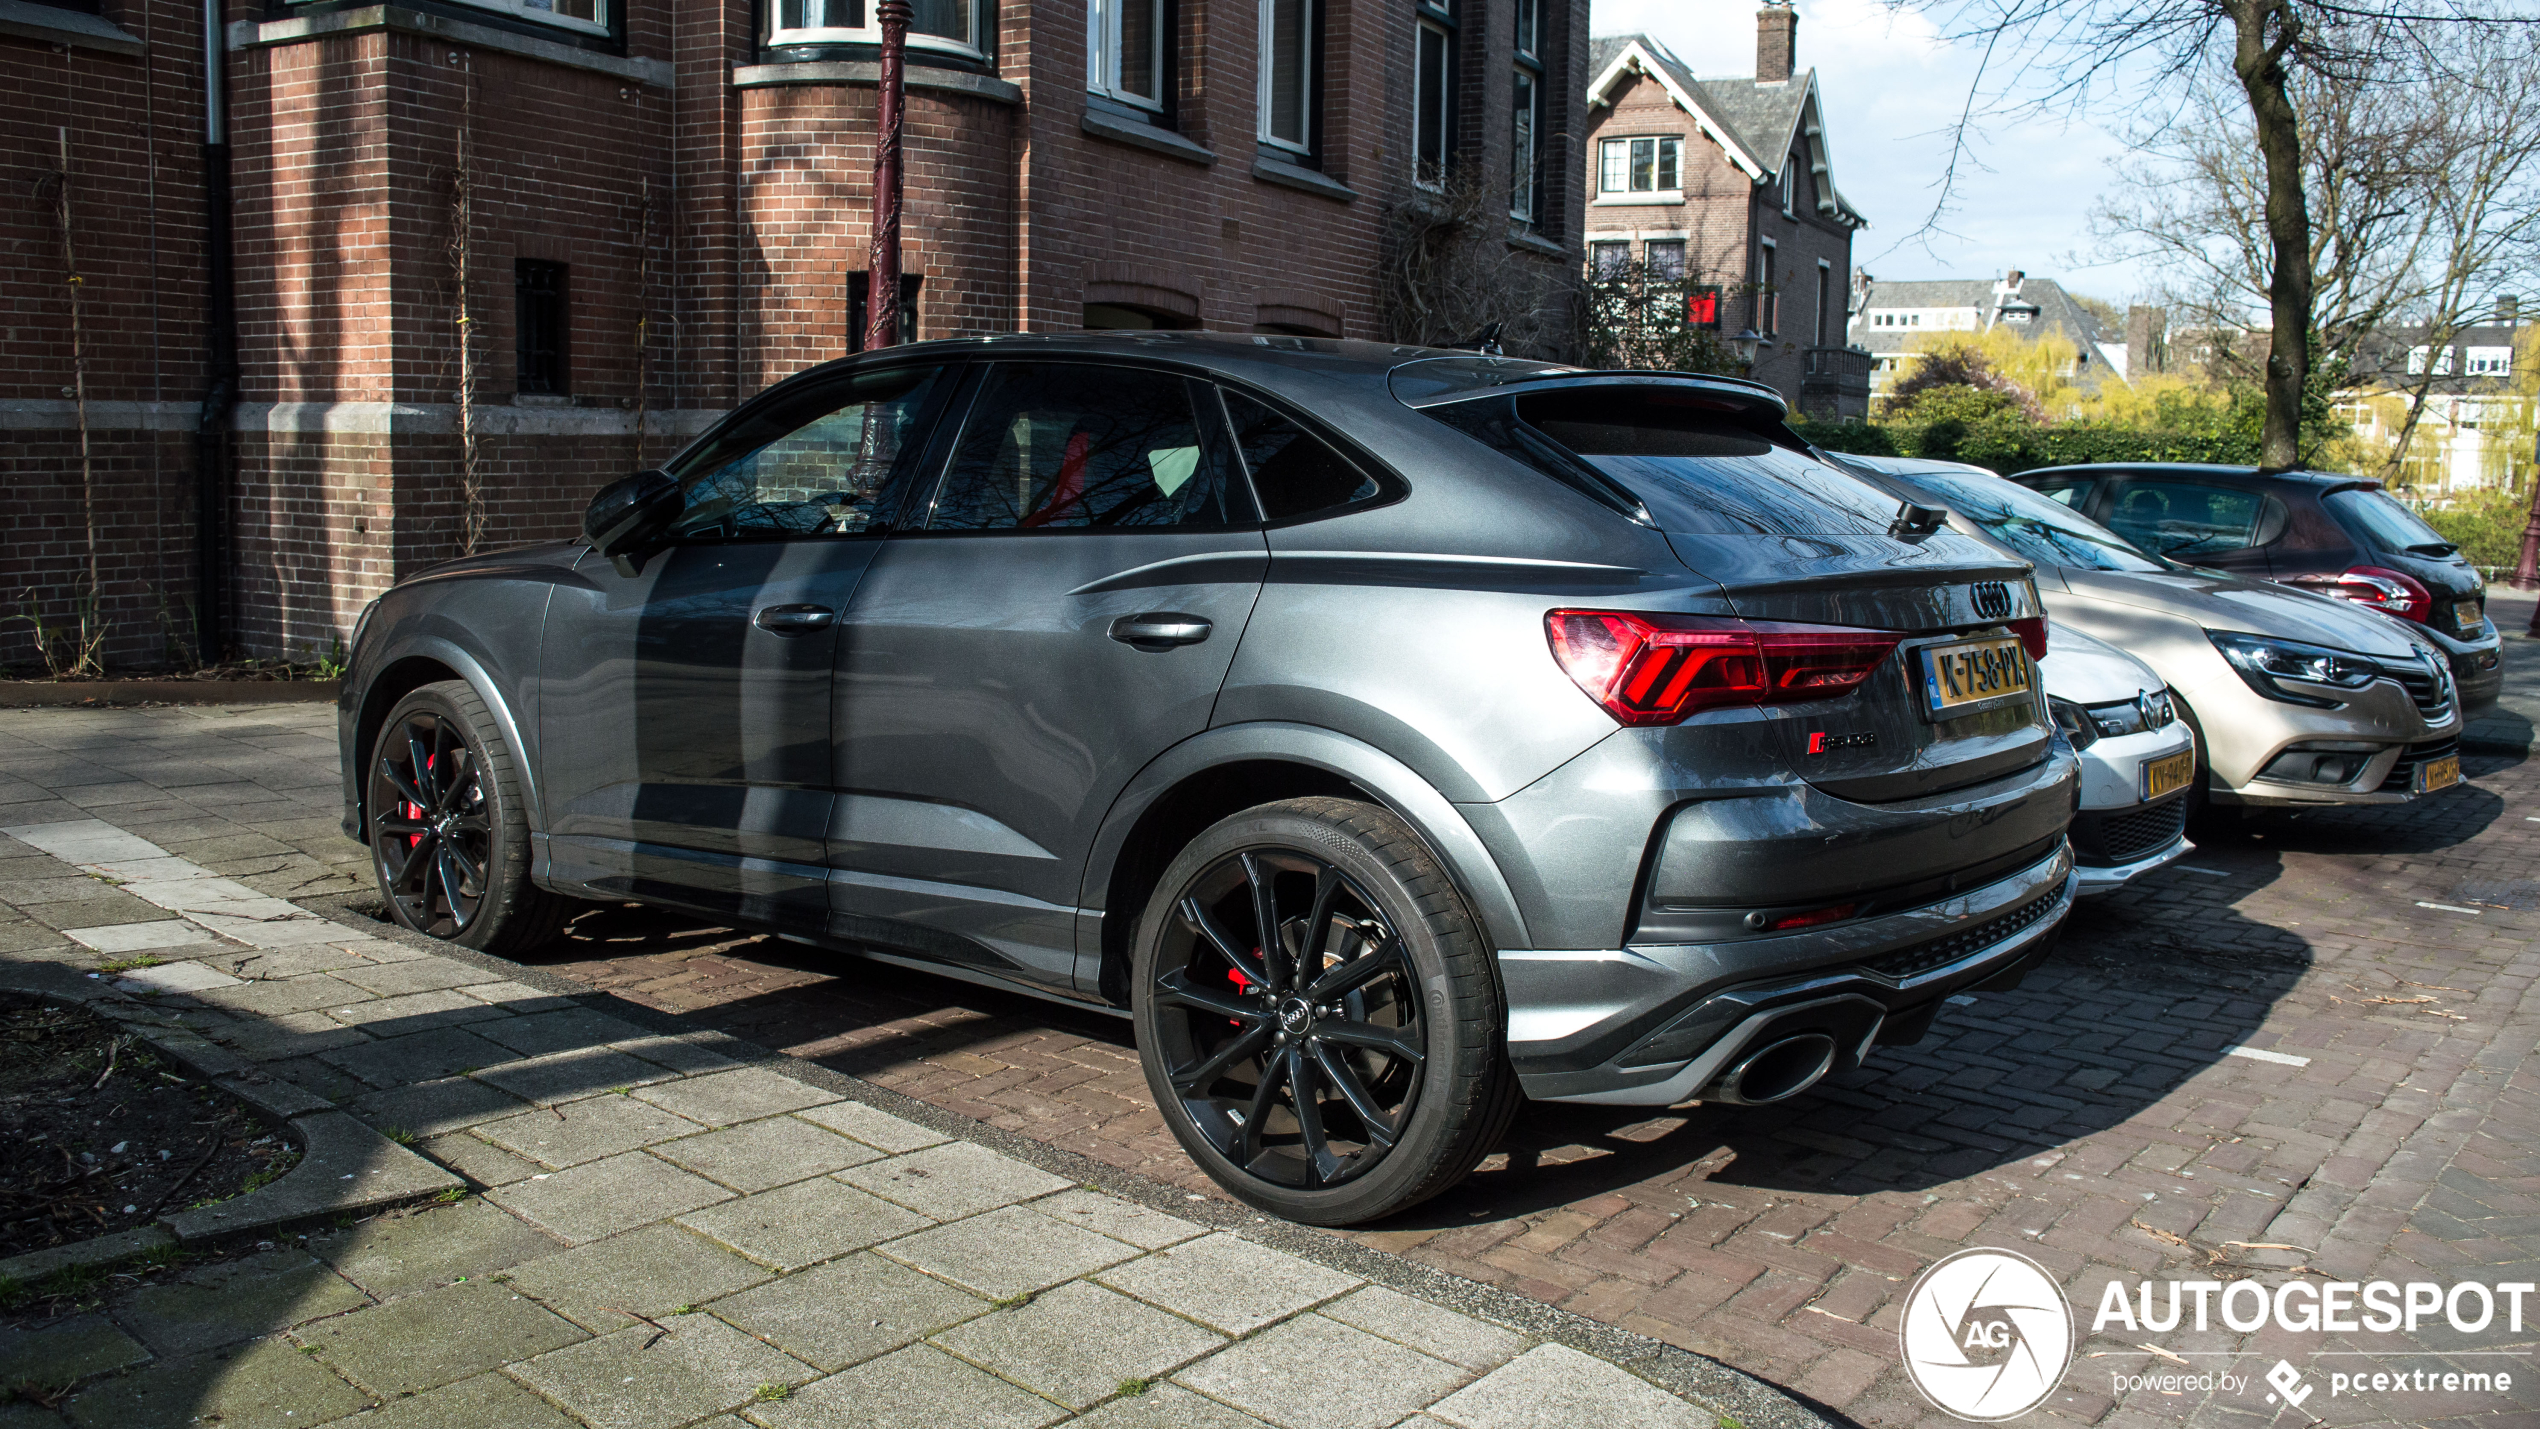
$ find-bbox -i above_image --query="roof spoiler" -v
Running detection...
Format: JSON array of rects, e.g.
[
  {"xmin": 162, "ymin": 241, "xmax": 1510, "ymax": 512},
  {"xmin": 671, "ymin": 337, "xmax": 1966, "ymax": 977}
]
[{"xmin": 1388, "ymin": 360, "xmax": 1789, "ymax": 419}]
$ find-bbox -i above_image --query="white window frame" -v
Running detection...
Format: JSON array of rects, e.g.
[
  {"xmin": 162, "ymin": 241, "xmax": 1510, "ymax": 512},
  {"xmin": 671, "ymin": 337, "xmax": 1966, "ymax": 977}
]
[
  {"xmin": 1596, "ymin": 136, "xmax": 1682, "ymax": 203},
  {"xmin": 1509, "ymin": 66, "xmax": 1538, "ymax": 221},
  {"xmin": 1814, "ymin": 258, "xmax": 1830, "ymax": 346},
  {"xmin": 2408, "ymin": 345, "xmax": 2455, "ymax": 377},
  {"xmin": 1513, "ymin": 0, "xmax": 1537, "ymax": 58},
  {"xmin": 2465, "ymin": 345, "xmax": 2513, "ymax": 377},
  {"xmin": 1758, "ymin": 238, "xmax": 1778, "ymax": 335},
  {"xmin": 1781, "ymin": 152, "xmax": 1797, "ymax": 217},
  {"xmin": 462, "ymin": 0, "xmax": 608, "ymax": 37},
  {"xmin": 1088, "ymin": 0, "xmax": 1168, "ymax": 111},
  {"xmin": 768, "ymin": 0, "xmax": 981, "ymax": 57},
  {"xmin": 1413, "ymin": 17, "xmax": 1451, "ymax": 189},
  {"xmin": 1256, "ymin": 0, "xmax": 1312, "ymax": 152}
]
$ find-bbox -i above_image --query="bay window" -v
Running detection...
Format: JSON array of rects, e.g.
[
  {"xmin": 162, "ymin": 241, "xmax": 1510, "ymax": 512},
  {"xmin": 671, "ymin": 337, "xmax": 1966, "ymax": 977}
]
[{"xmin": 769, "ymin": 0, "xmax": 982, "ymax": 56}]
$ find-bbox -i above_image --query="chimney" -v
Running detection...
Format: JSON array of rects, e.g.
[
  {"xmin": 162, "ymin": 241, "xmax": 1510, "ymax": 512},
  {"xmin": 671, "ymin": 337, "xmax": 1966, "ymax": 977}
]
[
  {"xmin": 2126, "ymin": 305, "xmax": 2169, "ymax": 377},
  {"xmin": 2499, "ymin": 295, "xmax": 2521, "ymax": 325},
  {"xmin": 1756, "ymin": 3, "xmax": 1796, "ymax": 84}
]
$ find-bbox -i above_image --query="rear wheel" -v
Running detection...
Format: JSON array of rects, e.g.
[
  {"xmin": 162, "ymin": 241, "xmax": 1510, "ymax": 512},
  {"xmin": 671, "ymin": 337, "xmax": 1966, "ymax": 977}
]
[
  {"xmin": 367, "ymin": 681, "xmax": 571, "ymax": 954},
  {"xmin": 1131, "ymin": 797, "xmax": 1516, "ymax": 1226}
]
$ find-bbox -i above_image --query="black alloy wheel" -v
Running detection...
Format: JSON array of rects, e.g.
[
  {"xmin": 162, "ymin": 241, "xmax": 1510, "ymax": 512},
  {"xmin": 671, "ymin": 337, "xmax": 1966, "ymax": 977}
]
[
  {"xmin": 1150, "ymin": 848, "xmax": 1426, "ymax": 1190},
  {"xmin": 1133, "ymin": 797, "xmax": 1518, "ymax": 1226},
  {"xmin": 367, "ymin": 680, "xmax": 570, "ymax": 953}
]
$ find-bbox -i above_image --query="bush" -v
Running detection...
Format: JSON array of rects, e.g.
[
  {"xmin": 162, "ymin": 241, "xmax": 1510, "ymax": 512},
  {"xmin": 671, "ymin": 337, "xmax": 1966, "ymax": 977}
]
[
  {"xmin": 1794, "ymin": 416, "xmax": 2261, "ymax": 473},
  {"xmin": 2420, "ymin": 487, "xmax": 2535, "ymax": 571}
]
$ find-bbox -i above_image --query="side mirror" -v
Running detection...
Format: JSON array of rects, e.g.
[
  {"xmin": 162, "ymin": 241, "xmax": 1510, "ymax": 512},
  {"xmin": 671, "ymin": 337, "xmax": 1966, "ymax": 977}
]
[{"xmin": 583, "ymin": 469, "xmax": 681, "ymax": 563}]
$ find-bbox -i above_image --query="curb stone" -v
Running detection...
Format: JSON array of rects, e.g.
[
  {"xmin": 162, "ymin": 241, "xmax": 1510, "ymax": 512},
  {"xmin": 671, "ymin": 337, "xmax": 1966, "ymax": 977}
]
[
  {"xmin": 292, "ymin": 893, "xmax": 1854, "ymax": 1429},
  {"xmin": 0, "ymin": 678, "xmax": 339, "ymax": 708},
  {"xmin": 0, "ymin": 971, "xmax": 462, "ymax": 1276}
]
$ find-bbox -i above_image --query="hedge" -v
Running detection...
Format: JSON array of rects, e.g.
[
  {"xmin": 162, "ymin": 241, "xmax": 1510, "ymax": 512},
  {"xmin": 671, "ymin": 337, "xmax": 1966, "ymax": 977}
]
[{"xmin": 1792, "ymin": 417, "xmax": 2262, "ymax": 475}]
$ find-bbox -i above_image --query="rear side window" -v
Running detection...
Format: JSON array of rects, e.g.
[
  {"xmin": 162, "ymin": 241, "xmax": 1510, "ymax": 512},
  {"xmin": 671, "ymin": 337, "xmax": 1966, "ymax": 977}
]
[
  {"xmin": 1467, "ymin": 388, "xmax": 1904, "ymax": 535},
  {"xmin": 2024, "ymin": 477, "xmax": 2098, "ymax": 509},
  {"xmin": 2103, "ymin": 479, "xmax": 2268, "ymax": 559},
  {"xmin": 928, "ymin": 364, "xmax": 1248, "ymax": 532},
  {"xmin": 1221, "ymin": 390, "xmax": 1381, "ymax": 520}
]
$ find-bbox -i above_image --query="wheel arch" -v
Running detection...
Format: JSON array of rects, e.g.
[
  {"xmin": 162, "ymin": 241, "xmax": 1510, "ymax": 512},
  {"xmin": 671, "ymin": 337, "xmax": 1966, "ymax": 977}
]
[
  {"xmin": 350, "ymin": 638, "xmax": 543, "ymax": 843},
  {"xmin": 1082, "ymin": 722, "xmax": 1532, "ymax": 1006}
]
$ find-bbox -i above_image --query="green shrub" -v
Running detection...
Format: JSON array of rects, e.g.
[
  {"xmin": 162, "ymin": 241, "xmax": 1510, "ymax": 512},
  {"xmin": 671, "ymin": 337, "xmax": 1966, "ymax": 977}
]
[
  {"xmin": 1794, "ymin": 417, "xmax": 2263, "ymax": 474},
  {"xmin": 2421, "ymin": 487, "xmax": 2534, "ymax": 571}
]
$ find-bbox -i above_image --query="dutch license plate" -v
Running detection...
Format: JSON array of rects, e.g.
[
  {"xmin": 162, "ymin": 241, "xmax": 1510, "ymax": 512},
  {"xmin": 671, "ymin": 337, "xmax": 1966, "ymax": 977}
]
[
  {"xmin": 2457, "ymin": 599, "xmax": 2484, "ymax": 633},
  {"xmin": 2416, "ymin": 753, "xmax": 2462, "ymax": 793},
  {"xmin": 2143, "ymin": 749, "xmax": 2196, "ymax": 801},
  {"xmin": 1919, "ymin": 634, "xmax": 2032, "ymax": 717}
]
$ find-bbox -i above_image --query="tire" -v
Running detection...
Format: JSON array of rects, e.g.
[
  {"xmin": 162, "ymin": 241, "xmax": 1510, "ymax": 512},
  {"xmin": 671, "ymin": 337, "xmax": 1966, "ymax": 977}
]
[
  {"xmin": 366, "ymin": 680, "xmax": 571, "ymax": 955},
  {"xmin": 1131, "ymin": 796, "xmax": 1515, "ymax": 1226}
]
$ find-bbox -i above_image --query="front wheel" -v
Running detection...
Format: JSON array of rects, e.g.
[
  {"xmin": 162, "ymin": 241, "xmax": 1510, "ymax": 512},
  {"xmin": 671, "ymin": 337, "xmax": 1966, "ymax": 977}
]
[
  {"xmin": 1131, "ymin": 797, "xmax": 1517, "ymax": 1226},
  {"xmin": 367, "ymin": 680, "xmax": 571, "ymax": 954}
]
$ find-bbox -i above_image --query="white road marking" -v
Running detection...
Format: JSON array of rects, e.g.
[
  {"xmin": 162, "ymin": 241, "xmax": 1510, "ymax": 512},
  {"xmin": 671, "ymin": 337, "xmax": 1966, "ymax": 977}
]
[
  {"xmin": 2224, "ymin": 1044, "xmax": 2311, "ymax": 1068},
  {"xmin": 2416, "ymin": 901, "xmax": 2481, "ymax": 915}
]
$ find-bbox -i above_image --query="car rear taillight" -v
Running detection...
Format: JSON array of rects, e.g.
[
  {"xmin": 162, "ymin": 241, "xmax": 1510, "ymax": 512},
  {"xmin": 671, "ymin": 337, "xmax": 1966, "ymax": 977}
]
[
  {"xmin": 2318, "ymin": 566, "xmax": 2434, "ymax": 623},
  {"xmin": 2010, "ymin": 616, "xmax": 2048, "ymax": 661},
  {"xmin": 1544, "ymin": 610, "xmax": 1902, "ymax": 727}
]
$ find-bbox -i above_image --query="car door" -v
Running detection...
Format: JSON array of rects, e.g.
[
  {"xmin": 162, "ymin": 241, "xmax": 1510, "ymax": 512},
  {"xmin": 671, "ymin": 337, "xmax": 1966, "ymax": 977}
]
[
  {"xmin": 828, "ymin": 360, "xmax": 1268, "ymax": 993},
  {"xmin": 2098, "ymin": 475, "xmax": 2284, "ymax": 576},
  {"xmin": 538, "ymin": 363, "xmax": 955, "ymax": 929}
]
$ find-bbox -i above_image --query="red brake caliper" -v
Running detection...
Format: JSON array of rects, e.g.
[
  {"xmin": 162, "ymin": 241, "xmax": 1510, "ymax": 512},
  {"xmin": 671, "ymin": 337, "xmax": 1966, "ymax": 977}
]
[
  {"xmin": 1226, "ymin": 961, "xmax": 1256, "ymax": 1029},
  {"xmin": 404, "ymin": 752, "xmax": 430, "ymax": 852}
]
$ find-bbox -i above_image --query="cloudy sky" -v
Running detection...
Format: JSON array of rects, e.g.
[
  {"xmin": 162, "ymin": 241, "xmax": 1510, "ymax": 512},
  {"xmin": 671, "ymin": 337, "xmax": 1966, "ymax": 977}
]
[{"xmin": 1590, "ymin": 0, "xmax": 2160, "ymax": 305}]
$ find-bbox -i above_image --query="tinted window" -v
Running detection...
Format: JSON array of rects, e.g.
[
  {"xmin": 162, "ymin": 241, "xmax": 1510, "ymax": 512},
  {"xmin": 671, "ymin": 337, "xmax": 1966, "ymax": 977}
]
[
  {"xmin": 1886, "ymin": 468, "xmax": 2170, "ymax": 573},
  {"xmin": 2103, "ymin": 479, "xmax": 2265, "ymax": 559},
  {"xmin": 1223, "ymin": 390, "xmax": 1380, "ymax": 520},
  {"xmin": 928, "ymin": 364, "xmax": 1243, "ymax": 531},
  {"xmin": 1511, "ymin": 390, "xmax": 1900, "ymax": 536},
  {"xmin": 2327, "ymin": 488, "xmax": 2456, "ymax": 554},
  {"xmin": 2025, "ymin": 476, "xmax": 2097, "ymax": 508},
  {"xmin": 671, "ymin": 365, "xmax": 945, "ymax": 539}
]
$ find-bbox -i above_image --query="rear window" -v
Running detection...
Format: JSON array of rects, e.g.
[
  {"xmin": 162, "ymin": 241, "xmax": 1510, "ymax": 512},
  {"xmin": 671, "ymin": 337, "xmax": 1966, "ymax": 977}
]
[
  {"xmin": 1431, "ymin": 389, "xmax": 1905, "ymax": 535},
  {"xmin": 2327, "ymin": 488, "xmax": 2455, "ymax": 554}
]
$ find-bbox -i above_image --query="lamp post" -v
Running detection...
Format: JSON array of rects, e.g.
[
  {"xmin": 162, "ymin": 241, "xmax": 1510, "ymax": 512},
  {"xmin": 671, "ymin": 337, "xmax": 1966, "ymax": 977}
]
[
  {"xmin": 863, "ymin": 0, "xmax": 911, "ymax": 352},
  {"xmin": 1729, "ymin": 328, "xmax": 1764, "ymax": 371}
]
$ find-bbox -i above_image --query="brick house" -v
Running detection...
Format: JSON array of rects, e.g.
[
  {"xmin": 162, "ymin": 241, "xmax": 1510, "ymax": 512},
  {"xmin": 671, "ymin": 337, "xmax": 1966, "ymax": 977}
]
[
  {"xmin": 1581, "ymin": 6, "xmax": 1867, "ymax": 418},
  {"xmin": 3, "ymin": 0, "xmax": 1586, "ymax": 668}
]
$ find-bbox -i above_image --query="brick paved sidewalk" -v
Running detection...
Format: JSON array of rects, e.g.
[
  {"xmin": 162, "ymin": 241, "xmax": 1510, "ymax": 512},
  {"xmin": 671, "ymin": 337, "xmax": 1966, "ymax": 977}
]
[
  {"xmin": 0, "ymin": 793, "xmax": 1816, "ymax": 1426},
  {"xmin": 6, "ymin": 670, "xmax": 2540, "ymax": 1427}
]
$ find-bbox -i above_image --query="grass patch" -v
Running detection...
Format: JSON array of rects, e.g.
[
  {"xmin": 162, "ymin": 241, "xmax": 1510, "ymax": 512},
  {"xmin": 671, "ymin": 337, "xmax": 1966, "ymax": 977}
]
[
  {"xmin": 990, "ymin": 1292, "xmax": 1034, "ymax": 1309},
  {"xmin": 753, "ymin": 1383, "xmax": 792, "ymax": 1402},
  {"xmin": 96, "ymin": 955, "xmax": 164, "ymax": 974},
  {"xmin": 1116, "ymin": 1378, "xmax": 1152, "ymax": 1397},
  {"xmin": 670, "ymin": 1304, "xmax": 700, "ymax": 1315},
  {"xmin": 384, "ymin": 1126, "xmax": 418, "ymax": 1146}
]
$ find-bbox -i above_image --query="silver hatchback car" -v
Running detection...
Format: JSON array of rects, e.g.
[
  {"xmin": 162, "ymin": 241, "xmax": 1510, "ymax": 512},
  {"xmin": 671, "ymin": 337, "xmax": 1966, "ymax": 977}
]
[{"xmin": 341, "ymin": 336, "xmax": 2079, "ymax": 1224}]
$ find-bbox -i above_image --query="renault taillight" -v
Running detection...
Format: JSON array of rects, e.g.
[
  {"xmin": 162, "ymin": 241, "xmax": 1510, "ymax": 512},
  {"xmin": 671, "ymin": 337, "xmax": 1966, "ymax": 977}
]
[{"xmin": 1544, "ymin": 611, "xmax": 1902, "ymax": 727}]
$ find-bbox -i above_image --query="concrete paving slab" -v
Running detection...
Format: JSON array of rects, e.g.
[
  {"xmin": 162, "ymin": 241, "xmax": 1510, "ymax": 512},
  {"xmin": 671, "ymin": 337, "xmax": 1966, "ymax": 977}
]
[
  {"xmin": 487, "ymin": 1150, "xmax": 735, "ymax": 1245},
  {"xmin": 113, "ymin": 959, "xmax": 243, "ymax": 993},
  {"xmin": 297, "ymin": 1275, "xmax": 588, "ymax": 1395},
  {"xmin": 350, "ymin": 1370, "xmax": 588, "ymax": 1429},
  {"xmin": 323, "ymin": 987, "xmax": 507, "ymax": 1034},
  {"xmin": 1017, "ymin": 1189, "xmax": 1208, "ymax": 1253},
  {"xmin": 934, "ymin": 1280, "xmax": 1225, "ymax": 1410},
  {"xmin": 677, "ymin": 1175, "xmax": 931, "ymax": 1271},
  {"xmin": 1319, "ymin": 1287, "xmax": 1530, "ymax": 1374},
  {"xmin": 25, "ymin": 894, "xmax": 170, "ymax": 931},
  {"xmin": 880, "ymin": 1205, "xmax": 1140, "ymax": 1300},
  {"xmin": 457, "ymin": 979, "xmax": 585, "ymax": 1013},
  {"xmin": 475, "ymin": 1046, "xmax": 681, "ymax": 1106},
  {"xmin": 307, "ymin": 1199, "xmax": 567, "ymax": 1299},
  {"xmin": 423, "ymin": 1131, "xmax": 549, "ymax": 1187},
  {"xmin": 839, "ymin": 1141, "xmax": 1073, "ymax": 1221},
  {"xmin": 477, "ymin": 1093, "xmax": 705, "ymax": 1168},
  {"xmin": 320, "ymin": 1024, "xmax": 515, "ymax": 1089},
  {"xmin": 59, "ymin": 920, "xmax": 213, "ymax": 954},
  {"xmin": 191, "ymin": 970, "xmax": 372, "ymax": 1016},
  {"xmin": 355, "ymin": 1074, "xmax": 534, "ymax": 1138},
  {"xmin": 631, "ymin": 1065, "xmax": 838, "ymax": 1126},
  {"xmin": 651, "ymin": 1113, "xmax": 884, "ymax": 1193},
  {"xmin": 1423, "ymin": 1345, "xmax": 1715, "ymax": 1429},
  {"xmin": 502, "ymin": 1223, "xmax": 774, "ymax": 1334},
  {"xmin": 708, "ymin": 1251, "xmax": 988, "ymax": 1372},
  {"xmin": 112, "ymin": 1247, "xmax": 373, "ymax": 1357},
  {"xmin": 162, "ymin": 1111, "xmax": 463, "ymax": 1244},
  {"xmin": 473, "ymin": 1005, "xmax": 654, "ymax": 1057},
  {"xmin": 210, "ymin": 1007, "xmax": 371, "ymax": 1059},
  {"xmin": 1175, "ymin": 1313, "xmax": 1469, "ymax": 1429},
  {"xmin": 1067, "ymin": 1383, "xmax": 1278, "ymax": 1429},
  {"xmin": 611, "ymin": 1032, "xmax": 742, "ymax": 1075},
  {"xmin": 0, "ymin": 1314, "xmax": 150, "ymax": 1393},
  {"xmin": 2, "ymin": 820, "xmax": 165, "ymax": 863},
  {"xmin": 750, "ymin": 1343, "xmax": 1065, "ymax": 1429},
  {"xmin": 60, "ymin": 1335, "xmax": 372, "ymax": 1429},
  {"xmin": 328, "ymin": 954, "xmax": 506, "ymax": 997},
  {"xmin": 510, "ymin": 1315, "xmax": 814, "ymax": 1429},
  {"xmin": 1095, "ymin": 1234, "xmax": 1361, "ymax": 1336},
  {"xmin": 794, "ymin": 1099, "xmax": 951, "ymax": 1154}
]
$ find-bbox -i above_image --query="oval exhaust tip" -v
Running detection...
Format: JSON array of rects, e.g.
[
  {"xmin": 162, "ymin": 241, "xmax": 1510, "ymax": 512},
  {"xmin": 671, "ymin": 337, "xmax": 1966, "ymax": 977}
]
[{"xmin": 1716, "ymin": 1033, "xmax": 1838, "ymax": 1105}]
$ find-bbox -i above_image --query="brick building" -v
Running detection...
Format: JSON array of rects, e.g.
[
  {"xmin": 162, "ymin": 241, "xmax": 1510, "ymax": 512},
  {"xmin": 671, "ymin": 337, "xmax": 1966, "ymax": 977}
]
[
  {"xmin": 3, "ymin": 0, "xmax": 1586, "ymax": 668},
  {"xmin": 1582, "ymin": 7, "xmax": 1867, "ymax": 418}
]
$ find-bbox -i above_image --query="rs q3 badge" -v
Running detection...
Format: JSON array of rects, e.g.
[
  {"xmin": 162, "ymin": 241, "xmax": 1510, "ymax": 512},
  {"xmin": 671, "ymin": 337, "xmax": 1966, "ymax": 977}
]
[{"xmin": 1808, "ymin": 731, "xmax": 1877, "ymax": 754}]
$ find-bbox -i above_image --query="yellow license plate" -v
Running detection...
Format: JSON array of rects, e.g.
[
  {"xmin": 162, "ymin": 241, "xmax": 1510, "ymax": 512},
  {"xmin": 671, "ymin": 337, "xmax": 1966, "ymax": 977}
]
[
  {"xmin": 2416, "ymin": 753, "xmax": 2461, "ymax": 793},
  {"xmin": 2143, "ymin": 749, "xmax": 2196, "ymax": 801},
  {"xmin": 1919, "ymin": 634, "xmax": 2033, "ymax": 717}
]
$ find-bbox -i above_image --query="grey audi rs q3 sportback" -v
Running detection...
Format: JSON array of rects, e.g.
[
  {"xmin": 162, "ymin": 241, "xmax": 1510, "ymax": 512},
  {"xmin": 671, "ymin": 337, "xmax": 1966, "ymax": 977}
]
[{"xmin": 340, "ymin": 334, "xmax": 2080, "ymax": 1224}]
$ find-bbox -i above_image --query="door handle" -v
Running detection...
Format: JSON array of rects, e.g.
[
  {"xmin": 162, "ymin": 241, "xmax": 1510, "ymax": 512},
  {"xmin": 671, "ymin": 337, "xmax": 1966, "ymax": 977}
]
[
  {"xmin": 1109, "ymin": 613, "xmax": 1213, "ymax": 648},
  {"xmin": 752, "ymin": 604, "xmax": 836, "ymax": 635}
]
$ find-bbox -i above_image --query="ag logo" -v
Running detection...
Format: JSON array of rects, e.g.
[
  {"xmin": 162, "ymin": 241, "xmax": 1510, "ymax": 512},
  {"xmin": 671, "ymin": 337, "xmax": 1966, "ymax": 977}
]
[{"xmin": 1900, "ymin": 1247, "xmax": 2072, "ymax": 1421}]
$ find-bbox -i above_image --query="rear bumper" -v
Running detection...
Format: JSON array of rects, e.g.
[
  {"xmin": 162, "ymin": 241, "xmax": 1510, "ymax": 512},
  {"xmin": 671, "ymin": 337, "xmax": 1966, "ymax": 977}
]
[{"xmin": 1503, "ymin": 842, "xmax": 2076, "ymax": 1104}]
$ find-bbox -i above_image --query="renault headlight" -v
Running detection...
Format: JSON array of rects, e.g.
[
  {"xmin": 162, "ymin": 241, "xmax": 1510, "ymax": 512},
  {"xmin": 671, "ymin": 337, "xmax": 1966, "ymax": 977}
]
[{"xmin": 2209, "ymin": 631, "xmax": 2380, "ymax": 708}]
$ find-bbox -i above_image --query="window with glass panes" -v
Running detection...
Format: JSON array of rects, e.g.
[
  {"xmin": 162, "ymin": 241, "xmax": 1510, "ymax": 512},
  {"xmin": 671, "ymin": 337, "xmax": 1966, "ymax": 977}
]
[
  {"xmin": 1413, "ymin": 1, "xmax": 1454, "ymax": 188},
  {"xmin": 1089, "ymin": 0, "xmax": 1167, "ymax": 109},
  {"xmin": 771, "ymin": 0, "xmax": 980, "ymax": 53},
  {"xmin": 1509, "ymin": 0, "xmax": 1541, "ymax": 221},
  {"xmin": 1598, "ymin": 136, "xmax": 1679, "ymax": 194},
  {"xmin": 1258, "ymin": 0, "xmax": 1312, "ymax": 151}
]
